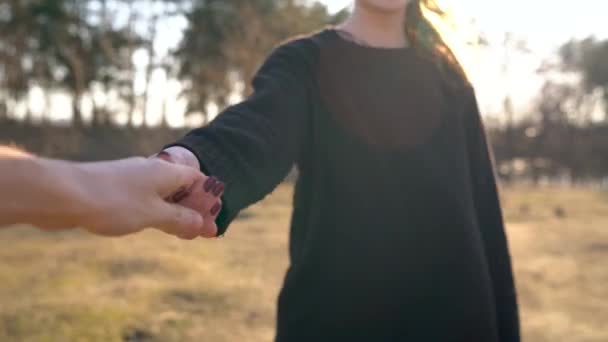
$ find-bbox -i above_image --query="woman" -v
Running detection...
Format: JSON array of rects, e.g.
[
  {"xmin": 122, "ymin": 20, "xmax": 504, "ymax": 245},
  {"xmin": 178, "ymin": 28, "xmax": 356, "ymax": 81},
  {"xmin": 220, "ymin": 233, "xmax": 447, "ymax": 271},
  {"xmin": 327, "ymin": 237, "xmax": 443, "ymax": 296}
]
[
  {"xmin": 157, "ymin": 0, "xmax": 520, "ymax": 340},
  {"xmin": 0, "ymin": 146, "xmax": 222, "ymax": 239}
]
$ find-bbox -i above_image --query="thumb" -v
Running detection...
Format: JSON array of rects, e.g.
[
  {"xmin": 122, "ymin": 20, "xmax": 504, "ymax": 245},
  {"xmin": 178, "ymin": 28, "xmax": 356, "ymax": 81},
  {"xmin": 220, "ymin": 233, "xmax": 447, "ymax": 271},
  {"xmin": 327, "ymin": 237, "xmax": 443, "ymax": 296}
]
[
  {"xmin": 151, "ymin": 203, "xmax": 204, "ymax": 240},
  {"xmin": 151, "ymin": 160, "xmax": 204, "ymax": 198}
]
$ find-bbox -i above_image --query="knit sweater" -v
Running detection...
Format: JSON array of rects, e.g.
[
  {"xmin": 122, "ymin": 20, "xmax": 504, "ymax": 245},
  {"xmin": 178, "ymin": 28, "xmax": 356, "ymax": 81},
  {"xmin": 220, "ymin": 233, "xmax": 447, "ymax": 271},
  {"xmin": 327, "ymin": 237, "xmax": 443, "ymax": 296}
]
[{"xmin": 167, "ymin": 29, "xmax": 520, "ymax": 342}]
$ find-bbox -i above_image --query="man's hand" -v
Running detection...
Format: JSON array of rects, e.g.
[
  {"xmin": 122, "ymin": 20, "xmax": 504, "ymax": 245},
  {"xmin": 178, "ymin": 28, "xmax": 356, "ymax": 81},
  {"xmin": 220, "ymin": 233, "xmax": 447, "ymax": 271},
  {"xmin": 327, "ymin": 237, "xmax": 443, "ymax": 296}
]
[
  {"xmin": 76, "ymin": 157, "xmax": 210, "ymax": 239},
  {"xmin": 154, "ymin": 147, "xmax": 224, "ymax": 238},
  {"xmin": 0, "ymin": 148, "xmax": 211, "ymax": 239}
]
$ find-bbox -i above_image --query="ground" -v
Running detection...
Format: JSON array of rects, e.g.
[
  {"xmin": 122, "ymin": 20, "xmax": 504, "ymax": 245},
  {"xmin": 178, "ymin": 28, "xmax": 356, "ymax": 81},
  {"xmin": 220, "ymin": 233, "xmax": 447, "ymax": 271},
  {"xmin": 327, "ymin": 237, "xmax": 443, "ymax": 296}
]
[{"xmin": 0, "ymin": 185, "xmax": 607, "ymax": 342}]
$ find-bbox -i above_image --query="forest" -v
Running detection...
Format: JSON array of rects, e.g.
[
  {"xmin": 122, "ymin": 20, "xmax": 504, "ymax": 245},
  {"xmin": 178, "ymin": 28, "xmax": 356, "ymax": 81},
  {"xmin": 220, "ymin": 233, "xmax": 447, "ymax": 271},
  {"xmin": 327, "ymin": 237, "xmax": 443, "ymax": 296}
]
[{"xmin": 1, "ymin": 0, "xmax": 607, "ymax": 182}]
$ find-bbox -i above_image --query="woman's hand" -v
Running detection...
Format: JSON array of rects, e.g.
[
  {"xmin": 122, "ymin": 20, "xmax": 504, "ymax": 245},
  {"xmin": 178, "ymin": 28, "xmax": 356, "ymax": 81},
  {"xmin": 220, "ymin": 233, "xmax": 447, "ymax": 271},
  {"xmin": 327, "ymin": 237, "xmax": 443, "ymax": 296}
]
[{"xmin": 153, "ymin": 147, "xmax": 224, "ymax": 238}]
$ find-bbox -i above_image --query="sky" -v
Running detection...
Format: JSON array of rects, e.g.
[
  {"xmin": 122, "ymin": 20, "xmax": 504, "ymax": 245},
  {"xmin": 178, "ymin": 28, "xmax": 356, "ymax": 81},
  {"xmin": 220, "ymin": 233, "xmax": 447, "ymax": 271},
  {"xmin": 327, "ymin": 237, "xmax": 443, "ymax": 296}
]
[{"xmin": 320, "ymin": 0, "xmax": 608, "ymax": 118}]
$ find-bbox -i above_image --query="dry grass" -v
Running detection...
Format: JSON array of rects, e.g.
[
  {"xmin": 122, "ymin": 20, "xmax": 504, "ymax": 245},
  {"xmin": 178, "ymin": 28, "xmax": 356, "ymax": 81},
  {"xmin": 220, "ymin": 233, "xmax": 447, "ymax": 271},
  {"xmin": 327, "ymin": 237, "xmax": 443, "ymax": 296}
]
[
  {"xmin": 501, "ymin": 185, "xmax": 608, "ymax": 342},
  {"xmin": 0, "ymin": 185, "xmax": 607, "ymax": 341}
]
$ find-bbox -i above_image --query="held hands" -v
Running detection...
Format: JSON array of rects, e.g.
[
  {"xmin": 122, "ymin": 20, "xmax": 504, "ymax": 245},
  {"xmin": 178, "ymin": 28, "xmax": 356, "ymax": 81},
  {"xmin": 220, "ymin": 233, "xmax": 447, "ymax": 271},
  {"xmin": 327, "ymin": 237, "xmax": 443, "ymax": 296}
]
[
  {"xmin": 0, "ymin": 147, "xmax": 221, "ymax": 240},
  {"xmin": 153, "ymin": 147, "xmax": 224, "ymax": 239},
  {"xmin": 80, "ymin": 147, "xmax": 223, "ymax": 239},
  {"xmin": 75, "ymin": 157, "xmax": 213, "ymax": 239}
]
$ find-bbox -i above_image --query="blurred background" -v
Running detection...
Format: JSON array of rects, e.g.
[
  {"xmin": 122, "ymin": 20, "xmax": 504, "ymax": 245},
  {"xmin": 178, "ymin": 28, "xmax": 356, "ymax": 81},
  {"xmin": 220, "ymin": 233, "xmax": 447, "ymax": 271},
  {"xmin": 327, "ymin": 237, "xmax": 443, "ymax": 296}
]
[{"xmin": 0, "ymin": 0, "xmax": 607, "ymax": 341}]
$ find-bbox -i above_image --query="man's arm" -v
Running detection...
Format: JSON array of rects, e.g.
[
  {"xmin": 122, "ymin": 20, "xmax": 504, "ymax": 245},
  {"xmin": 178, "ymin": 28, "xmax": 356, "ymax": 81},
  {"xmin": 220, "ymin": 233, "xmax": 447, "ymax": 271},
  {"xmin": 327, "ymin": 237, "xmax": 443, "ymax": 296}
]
[
  {"xmin": 0, "ymin": 146, "xmax": 85, "ymax": 228},
  {"xmin": 0, "ymin": 146, "xmax": 213, "ymax": 239}
]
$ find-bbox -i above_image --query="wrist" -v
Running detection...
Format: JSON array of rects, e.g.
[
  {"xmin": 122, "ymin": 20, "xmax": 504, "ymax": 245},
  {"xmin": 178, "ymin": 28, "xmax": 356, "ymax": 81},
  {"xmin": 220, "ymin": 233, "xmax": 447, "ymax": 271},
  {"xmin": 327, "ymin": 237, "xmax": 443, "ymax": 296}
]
[
  {"xmin": 53, "ymin": 159, "xmax": 99, "ymax": 229},
  {"xmin": 68, "ymin": 161, "xmax": 114, "ymax": 230}
]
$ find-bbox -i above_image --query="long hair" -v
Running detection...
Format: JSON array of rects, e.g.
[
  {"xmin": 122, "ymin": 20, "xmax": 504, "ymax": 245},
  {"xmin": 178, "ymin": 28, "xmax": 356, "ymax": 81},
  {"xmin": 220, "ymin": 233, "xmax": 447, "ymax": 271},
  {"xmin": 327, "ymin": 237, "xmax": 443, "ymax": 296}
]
[{"xmin": 405, "ymin": 0, "xmax": 470, "ymax": 87}]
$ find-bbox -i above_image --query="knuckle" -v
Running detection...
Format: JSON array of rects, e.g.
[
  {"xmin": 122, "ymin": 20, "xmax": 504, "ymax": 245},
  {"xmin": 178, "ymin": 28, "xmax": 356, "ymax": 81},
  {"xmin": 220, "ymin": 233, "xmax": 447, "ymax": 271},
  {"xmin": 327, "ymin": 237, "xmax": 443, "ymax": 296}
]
[{"xmin": 131, "ymin": 156, "xmax": 148, "ymax": 165}]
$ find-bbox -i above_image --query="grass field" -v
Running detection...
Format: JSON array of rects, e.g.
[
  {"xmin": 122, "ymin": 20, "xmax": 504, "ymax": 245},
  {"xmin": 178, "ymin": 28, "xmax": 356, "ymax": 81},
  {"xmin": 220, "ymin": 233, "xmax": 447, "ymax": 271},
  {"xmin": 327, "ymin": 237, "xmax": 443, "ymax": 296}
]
[{"xmin": 1, "ymin": 185, "xmax": 607, "ymax": 341}]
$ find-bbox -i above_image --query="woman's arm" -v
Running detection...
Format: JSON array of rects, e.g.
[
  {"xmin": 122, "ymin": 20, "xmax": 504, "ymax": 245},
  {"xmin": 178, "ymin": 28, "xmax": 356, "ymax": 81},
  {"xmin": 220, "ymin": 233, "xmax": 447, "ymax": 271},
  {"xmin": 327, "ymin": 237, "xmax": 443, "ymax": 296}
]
[
  {"xmin": 160, "ymin": 38, "xmax": 317, "ymax": 236},
  {"xmin": 463, "ymin": 90, "xmax": 520, "ymax": 342},
  {"xmin": 0, "ymin": 146, "xmax": 211, "ymax": 239}
]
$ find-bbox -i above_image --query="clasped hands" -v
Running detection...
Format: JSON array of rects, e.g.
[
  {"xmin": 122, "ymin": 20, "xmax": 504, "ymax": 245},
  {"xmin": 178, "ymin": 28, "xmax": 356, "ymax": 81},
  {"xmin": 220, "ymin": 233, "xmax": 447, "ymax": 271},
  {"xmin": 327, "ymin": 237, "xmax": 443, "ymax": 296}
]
[
  {"xmin": 72, "ymin": 147, "xmax": 223, "ymax": 240},
  {"xmin": 152, "ymin": 146, "xmax": 224, "ymax": 239}
]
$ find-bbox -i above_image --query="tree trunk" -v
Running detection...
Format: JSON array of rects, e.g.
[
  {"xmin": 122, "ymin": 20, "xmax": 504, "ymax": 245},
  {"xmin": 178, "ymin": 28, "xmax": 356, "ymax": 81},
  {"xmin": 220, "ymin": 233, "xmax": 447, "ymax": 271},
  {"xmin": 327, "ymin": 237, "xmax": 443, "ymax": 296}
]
[
  {"xmin": 44, "ymin": 89, "xmax": 53, "ymax": 123},
  {"xmin": 160, "ymin": 95, "xmax": 169, "ymax": 128},
  {"xmin": 503, "ymin": 96, "xmax": 514, "ymax": 183},
  {"xmin": 0, "ymin": 98, "xmax": 6, "ymax": 122},
  {"xmin": 142, "ymin": 10, "xmax": 159, "ymax": 127},
  {"xmin": 73, "ymin": 91, "xmax": 83, "ymax": 126},
  {"xmin": 126, "ymin": 2, "xmax": 137, "ymax": 127}
]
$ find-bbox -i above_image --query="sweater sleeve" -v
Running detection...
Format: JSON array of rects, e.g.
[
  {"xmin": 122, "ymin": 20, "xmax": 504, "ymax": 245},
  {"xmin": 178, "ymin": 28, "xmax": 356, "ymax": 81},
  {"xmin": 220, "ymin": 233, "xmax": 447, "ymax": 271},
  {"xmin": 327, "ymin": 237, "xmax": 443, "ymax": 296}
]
[
  {"xmin": 463, "ymin": 88, "xmax": 520, "ymax": 342},
  {"xmin": 165, "ymin": 39, "xmax": 315, "ymax": 236}
]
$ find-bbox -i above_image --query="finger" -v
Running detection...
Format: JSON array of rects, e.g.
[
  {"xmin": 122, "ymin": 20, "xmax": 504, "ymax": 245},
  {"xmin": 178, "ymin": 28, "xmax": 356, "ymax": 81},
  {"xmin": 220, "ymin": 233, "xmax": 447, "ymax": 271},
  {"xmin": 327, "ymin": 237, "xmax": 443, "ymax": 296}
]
[
  {"xmin": 151, "ymin": 161, "xmax": 204, "ymax": 198},
  {"xmin": 153, "ymin": 150, "xmax": 173, "ymax": 163},
  {"xmin": 200, "ymin": 200, "xmax": 222, "ymax": 238},
  {"xmin": 151, "ymin": 202, "xmax": 204, "ymax": 240},
  {"xmin": 201, "ymin": 220, "xmax": 218, "ymax": 238},
  {"xmin": 176, "ymin": 176, "xmax": 224, "ymax": 216},
  {"xmin": 203, "ymin": 176, "xmax": 225, "ymax": 198}
]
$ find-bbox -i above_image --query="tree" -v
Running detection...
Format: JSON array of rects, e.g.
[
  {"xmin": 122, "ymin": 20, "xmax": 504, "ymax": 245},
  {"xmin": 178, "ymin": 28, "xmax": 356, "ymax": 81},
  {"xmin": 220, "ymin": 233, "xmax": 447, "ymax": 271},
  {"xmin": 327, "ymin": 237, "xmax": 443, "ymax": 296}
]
[
  {"xmin": 498, "ymin": 33, "xmax": 532, "ymax": 181},
  {"xmin": 174, "ymin": 0, "xmax": 337, "ymax": 122},
  {"xmin": 485, "ymin": 36, "xmax": 608, "ymax": 183},
  {"xmin": 559, "ymin": 38, "xmax": 608, "ymax": 117},
  {"xmin": 0, "ymin": 0, "xmax": 39, "ymax": 122},
  {"xmin": 0, "ymin": 0, "xmax": 144, "ymax": 126}
]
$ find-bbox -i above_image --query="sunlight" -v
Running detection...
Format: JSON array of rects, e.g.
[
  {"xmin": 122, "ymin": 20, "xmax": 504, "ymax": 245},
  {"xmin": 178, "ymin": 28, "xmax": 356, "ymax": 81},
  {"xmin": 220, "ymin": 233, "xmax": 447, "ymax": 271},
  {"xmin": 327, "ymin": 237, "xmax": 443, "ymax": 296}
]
[
  {"xmin": 321, "ymin": 0, "xmax": 608, "ymax": 114},
  {"xmin": 420, "ymin": 0, "xmax": 482, "ymax": 81},
  {"xmin": 320, "ymin": 0, "xmax": 487, "ymax": 83}
]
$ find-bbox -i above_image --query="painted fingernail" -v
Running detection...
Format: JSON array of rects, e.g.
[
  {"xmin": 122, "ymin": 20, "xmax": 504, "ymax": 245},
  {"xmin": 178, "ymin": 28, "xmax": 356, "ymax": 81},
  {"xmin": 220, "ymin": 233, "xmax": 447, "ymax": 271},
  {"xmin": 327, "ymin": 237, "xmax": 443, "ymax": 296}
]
[
  {"xmin": 210, "ymin": 202, "xmax": 222, "ymax": 216},
  {"xmin": 156, "ymin": 151, "xmax": 172, "ymax": 162},
  {"xmin": 171, "ymin": 187, "xmax": 190, "ymax": 203},
  {"xmin": 212, "ymin": 181, "xmax": 225, "ymax": 197},
  {"xmin": 203, "ymin": 177, "xmax": 216, "ymax": 192},
  {"xmin": 167, "ymin": 187, "xmax": 183, "ymax": 202}
]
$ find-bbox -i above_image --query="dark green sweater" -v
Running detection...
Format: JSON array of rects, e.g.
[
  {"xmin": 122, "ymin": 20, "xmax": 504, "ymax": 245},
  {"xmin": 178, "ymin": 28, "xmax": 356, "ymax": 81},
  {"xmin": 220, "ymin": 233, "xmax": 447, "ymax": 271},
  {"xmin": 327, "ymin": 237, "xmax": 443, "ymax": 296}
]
[{"xmin": 168, "ymin": 29, "xmax": 520, "ymax": 342}]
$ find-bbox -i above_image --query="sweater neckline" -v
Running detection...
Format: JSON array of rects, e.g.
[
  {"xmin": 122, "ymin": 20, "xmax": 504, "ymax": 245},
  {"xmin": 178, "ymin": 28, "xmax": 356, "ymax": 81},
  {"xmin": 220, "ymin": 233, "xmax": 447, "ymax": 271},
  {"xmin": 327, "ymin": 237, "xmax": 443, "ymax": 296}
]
[{"xmin": 325, "ymin": 27, "xmax": 413, "ymax": 54}]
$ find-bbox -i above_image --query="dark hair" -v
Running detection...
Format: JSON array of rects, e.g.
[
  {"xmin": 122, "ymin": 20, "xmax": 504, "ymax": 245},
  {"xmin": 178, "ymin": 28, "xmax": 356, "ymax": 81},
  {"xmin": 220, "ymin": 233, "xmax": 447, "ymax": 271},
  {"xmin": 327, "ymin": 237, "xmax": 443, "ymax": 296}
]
[{"xmin": 405, "ymin": 0, "xmax": 470, "ymax": 87}]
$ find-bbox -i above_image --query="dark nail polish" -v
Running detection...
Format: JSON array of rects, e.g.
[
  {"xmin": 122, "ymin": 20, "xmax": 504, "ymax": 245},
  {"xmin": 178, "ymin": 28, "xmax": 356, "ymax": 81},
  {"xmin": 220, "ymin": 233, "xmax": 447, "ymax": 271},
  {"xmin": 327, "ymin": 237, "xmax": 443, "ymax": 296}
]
[
  {"xmin": 210, "ymin": 202, "xmax": 222, "ymax": 216},
  {"xmin": 203, "ymin": 177, "xmax": 216, "ymax": 192},
  {"xmin": 212, "ymin": 181, "xmax": 225, "ymax": 197},
  {"xmin": 156, "ymin": 151, "xmax": 172, "ymax": 162},
  {"xmin": 168, "ymin": 187, "xmax": 185, "ymax": 202},
  {"xmin": 171, "ymin": 187, "xmax": 190, "ymax": 203}
]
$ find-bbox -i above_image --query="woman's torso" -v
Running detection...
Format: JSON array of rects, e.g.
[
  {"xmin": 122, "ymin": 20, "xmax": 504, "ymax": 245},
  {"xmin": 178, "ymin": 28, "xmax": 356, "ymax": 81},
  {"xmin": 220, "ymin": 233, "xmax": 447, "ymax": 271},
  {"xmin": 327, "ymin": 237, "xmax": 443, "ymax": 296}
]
[{"xmin": 276, "ymin": 29, "xmax": 499, "ymax": 341}]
